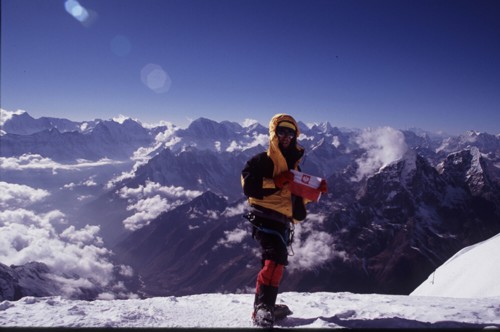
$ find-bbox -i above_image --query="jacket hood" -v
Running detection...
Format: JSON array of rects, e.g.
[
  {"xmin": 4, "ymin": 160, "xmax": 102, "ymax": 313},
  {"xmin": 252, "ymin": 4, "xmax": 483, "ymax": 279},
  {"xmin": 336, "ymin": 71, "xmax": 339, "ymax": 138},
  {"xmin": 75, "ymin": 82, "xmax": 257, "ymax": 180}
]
[
  {"xmin": 267, "ymin": 113, "xmax": 303, "ymax": 176},
  {"xmin": 268, "ymin": 113, "xmax": 300, "ymax": 138}
]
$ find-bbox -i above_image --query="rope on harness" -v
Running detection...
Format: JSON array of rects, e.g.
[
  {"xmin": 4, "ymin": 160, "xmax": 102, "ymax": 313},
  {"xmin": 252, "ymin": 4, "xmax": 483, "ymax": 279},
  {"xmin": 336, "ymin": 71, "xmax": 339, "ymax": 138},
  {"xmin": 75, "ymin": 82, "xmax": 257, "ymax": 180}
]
[
  {"xmin": 244, "ymin": 212, "xmax": 295, "ymax": 256},
  {"xmin": 288, "ymin": 223, "xmax": 295, "ymax": 257},
  {"xmin": 255, "ymin": 226, "xmax": 289, "ymax": 246},
  {"xmin": 255, "ymin": 225, "xmax": 295, "ymax": 257}
]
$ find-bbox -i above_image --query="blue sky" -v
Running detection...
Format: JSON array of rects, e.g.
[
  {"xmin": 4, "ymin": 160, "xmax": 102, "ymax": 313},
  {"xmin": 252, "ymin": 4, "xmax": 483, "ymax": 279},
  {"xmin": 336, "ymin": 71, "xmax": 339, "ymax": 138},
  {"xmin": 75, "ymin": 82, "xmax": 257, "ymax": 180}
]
[{"xmin": 1, "ymin": 0, "xmax": 499, "ymax": 134}]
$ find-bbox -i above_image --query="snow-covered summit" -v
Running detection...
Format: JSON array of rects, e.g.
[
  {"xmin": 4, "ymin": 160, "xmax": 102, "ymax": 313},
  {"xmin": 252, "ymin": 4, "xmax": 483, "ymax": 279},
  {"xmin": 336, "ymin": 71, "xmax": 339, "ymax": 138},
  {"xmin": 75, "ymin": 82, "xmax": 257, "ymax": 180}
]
[
  {"xmin": 0, "ymin": 109, "xmax": 82, "ymax": 135},
  {"xmin": 1, "ymin": 291, "xmax": 499, "ymax": 328},
  {"xmin": 411, "ymin": 232, "xmax": 500, "ymax": 298},
  {"xmin": 0, "ymin": 109, "xmax": 26, "ymax": 126}
]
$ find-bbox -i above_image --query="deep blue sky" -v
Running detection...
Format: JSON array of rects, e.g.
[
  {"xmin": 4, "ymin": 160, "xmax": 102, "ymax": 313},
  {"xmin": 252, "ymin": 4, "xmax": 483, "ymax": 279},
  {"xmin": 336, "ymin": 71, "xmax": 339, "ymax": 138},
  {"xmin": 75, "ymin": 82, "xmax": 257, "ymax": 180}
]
[{"xmin": 2, "ymin": 0, "xmax": 499, "ymax": 134}]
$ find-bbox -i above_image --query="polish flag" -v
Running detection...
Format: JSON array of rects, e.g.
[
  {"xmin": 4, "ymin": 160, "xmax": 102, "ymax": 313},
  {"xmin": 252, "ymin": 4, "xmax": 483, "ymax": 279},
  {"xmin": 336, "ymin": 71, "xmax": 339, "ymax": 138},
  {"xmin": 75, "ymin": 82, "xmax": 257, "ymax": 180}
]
[{"xmin": 289, "ymin": 170, "xmax": 324, "ymax": 202}]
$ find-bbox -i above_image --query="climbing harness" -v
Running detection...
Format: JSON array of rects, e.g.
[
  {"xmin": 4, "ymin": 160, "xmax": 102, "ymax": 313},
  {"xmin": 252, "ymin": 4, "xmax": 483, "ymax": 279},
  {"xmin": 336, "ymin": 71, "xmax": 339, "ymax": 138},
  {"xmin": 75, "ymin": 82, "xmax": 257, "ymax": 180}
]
[{"xmin": 244, "ymin": 212, "xmax": 295, "ymax": 256}]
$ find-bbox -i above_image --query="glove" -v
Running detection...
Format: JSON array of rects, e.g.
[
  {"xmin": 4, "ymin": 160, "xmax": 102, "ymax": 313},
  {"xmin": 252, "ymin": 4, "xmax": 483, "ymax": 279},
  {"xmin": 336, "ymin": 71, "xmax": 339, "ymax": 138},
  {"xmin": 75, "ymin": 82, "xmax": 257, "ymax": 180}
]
[
  {"xmin": 274, "ymin": 171, "xmax": 294, "ymax": 189},
  {"xmin": 318, "ymin": 179, "xmax": 328, "ymax": 193}
]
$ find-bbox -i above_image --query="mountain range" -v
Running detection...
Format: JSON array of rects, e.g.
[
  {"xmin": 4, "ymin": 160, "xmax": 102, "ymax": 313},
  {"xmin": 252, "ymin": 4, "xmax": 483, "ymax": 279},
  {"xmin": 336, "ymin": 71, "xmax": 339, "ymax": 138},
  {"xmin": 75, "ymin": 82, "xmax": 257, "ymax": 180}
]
[{"xmin": 0, "ymin": 109, "xmax": 499, "ymax": 300}]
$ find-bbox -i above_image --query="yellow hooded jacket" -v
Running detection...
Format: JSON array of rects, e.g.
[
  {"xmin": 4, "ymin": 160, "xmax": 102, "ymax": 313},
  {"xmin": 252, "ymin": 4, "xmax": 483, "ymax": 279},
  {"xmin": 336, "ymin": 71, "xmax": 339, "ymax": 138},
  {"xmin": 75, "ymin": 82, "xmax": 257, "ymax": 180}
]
[{"xmin": 241, "ymin": 113, "xmax": 307, "ymax": 223}]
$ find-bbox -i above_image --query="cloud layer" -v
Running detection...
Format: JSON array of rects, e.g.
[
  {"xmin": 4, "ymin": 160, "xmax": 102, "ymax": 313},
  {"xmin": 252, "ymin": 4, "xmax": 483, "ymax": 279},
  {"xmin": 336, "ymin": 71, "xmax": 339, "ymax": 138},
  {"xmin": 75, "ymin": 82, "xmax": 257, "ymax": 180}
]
[
  {"xmin": 0, "ymin": 181, "xmax": 134, "ymax": 299},
  {"xmin": 0, "ymin": 154, "xmax": 123, "ymax": 173}
]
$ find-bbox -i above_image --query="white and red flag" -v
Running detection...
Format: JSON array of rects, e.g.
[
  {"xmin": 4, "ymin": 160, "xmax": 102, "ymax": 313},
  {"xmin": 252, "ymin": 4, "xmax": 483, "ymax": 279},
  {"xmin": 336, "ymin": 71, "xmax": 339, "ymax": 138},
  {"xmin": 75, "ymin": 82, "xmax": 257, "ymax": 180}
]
[{"xmin": 289, "ymin": 170, "xmax": 325, "ymax": 202}]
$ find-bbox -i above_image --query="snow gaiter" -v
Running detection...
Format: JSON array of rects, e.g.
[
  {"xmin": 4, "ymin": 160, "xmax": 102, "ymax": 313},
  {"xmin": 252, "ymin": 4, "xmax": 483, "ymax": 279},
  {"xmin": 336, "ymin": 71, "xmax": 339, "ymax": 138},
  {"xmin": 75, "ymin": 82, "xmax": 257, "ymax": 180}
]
[{"xmin": 254, "ymin": 259, "xmax": 284, "ymax": 308}]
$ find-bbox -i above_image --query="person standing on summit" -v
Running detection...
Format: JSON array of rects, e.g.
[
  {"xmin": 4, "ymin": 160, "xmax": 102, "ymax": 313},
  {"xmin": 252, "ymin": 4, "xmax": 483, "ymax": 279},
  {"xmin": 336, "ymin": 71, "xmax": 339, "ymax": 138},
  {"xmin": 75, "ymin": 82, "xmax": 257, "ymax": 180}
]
[{"xmin": 241, "ymin": 113, "xmax": 327, "ymax": 327}]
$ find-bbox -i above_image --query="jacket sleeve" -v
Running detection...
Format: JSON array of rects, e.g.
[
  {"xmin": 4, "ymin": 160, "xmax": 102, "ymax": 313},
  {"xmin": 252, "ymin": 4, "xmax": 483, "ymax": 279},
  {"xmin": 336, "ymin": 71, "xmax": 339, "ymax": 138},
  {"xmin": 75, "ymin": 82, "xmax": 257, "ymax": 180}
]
[
  {"xmin": 291, "ymin": 164, "xmax": 308, "ymax": 221},
  {"xmin": 241, "ymin": 153, "xmax": 278, "ymax": 199},
  {"xmin": 292, "ymin": 195, "xmax": 307, "ymax": 221}
]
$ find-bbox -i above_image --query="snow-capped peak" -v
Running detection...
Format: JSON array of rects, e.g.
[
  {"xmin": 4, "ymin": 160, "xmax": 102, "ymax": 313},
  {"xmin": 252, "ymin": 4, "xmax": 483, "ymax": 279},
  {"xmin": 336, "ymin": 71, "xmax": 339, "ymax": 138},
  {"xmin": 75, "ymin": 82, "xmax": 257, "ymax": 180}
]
[
  {"xmin": 241, "ymin": 118, "xmax": 259, "ymax": 128},
  {"xmin": 400, "ymin": 149, "xmax": 418, "ymax": 183},
  {"xmin": 112, "ymin": 114, "xmax": 132, "ymax": 124},
  {"xmin": 0, "ymin": 108, "xmax": 27, "ymax": 126}
]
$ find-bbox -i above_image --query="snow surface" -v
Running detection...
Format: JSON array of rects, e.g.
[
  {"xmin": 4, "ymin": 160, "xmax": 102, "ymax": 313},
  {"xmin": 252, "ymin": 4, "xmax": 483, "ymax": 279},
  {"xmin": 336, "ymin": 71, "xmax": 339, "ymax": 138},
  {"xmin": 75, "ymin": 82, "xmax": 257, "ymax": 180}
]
[
  {"xmin": 411, "ymin": 232, "xmax": 500, "ymax": 299},
  {"xmin": 0, "ymin": 292, "xmax": 499, "ymax": 329},
  {"xmin": 2, "ymin": 232, "xmax": 500, "ymax": 328}
]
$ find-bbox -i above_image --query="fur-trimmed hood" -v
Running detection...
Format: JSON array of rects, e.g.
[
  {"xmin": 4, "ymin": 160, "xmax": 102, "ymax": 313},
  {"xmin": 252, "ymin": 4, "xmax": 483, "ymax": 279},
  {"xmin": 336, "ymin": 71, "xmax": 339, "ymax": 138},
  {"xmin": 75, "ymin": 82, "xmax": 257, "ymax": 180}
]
[{"xmin": 267, "ymin": 113, "xmax": 304, "ymax": 176}]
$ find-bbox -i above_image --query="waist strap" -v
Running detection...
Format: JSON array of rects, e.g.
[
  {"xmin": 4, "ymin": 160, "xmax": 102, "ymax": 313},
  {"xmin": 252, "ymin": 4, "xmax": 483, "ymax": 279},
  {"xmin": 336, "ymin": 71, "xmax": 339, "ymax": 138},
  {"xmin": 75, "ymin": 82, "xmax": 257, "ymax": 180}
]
[
  {"xmin": 249, "ymin": 204, "xmax": 292, "ymax": 225},
  {"xmin": 255, "ymin": 226, "xmax": 290, "ymax": 247}
]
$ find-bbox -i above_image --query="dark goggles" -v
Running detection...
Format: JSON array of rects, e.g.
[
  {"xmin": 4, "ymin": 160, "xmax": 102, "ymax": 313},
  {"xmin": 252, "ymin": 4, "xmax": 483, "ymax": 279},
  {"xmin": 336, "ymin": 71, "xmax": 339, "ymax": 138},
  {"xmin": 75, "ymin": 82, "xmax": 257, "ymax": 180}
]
[{"xmin": 276, "ymin": 127, "xmax": 296, "ymax": 139}]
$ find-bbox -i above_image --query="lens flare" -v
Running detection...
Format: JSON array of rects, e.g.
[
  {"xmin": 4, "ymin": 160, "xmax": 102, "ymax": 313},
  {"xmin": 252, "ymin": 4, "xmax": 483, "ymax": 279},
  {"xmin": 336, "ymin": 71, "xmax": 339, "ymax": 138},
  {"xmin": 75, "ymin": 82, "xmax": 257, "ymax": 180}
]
[
  {"xmin": 140, "ymin": 64, "xmax": 172, "ymax": 94},
  {"xmin": 64, "ymin": 0, "xmax": 97, "ymax": 27},
  {"xmin": 110, "ymin": 35, "xmax": 132, "ymax": 56}
]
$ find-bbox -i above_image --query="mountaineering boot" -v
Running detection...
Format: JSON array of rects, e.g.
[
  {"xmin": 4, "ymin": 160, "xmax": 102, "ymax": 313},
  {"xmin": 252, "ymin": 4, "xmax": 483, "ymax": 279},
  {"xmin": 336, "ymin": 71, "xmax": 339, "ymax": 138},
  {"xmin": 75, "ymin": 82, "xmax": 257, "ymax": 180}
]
[
  {"xmin": 252, "ymin": 303, "xmax": 275, "ymax": 328},
  {"xmin": 252, "ymin": 260, "xmax": 284, "ymax": 327},
  {"xmin": 251, "ymin": 303, "xmax": 292, "ymax": 327},
  {"xmin": 274, "ymin": 303, "xmax": 292, "ymax": 321}
]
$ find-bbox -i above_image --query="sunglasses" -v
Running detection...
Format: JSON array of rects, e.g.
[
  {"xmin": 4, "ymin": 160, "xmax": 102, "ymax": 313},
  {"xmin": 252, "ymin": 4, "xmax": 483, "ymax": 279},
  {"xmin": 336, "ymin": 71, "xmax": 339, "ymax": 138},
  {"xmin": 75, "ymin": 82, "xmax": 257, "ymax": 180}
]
[{"xmin": 276, "ymin": 128, "xmax": 296, "ymax": 139}]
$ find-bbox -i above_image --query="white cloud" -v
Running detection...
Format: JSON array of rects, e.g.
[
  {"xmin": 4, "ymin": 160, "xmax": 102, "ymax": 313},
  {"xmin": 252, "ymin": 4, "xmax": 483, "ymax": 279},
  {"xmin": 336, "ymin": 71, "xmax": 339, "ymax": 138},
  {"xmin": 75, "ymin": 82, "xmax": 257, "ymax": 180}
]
[
  {"xmin": 77, "ymin": 195, "xmax": 93, "ymax": 201},
  {"xmin": 117, "ymin": 181, "xmax": 203, "ymax": 231},
  {"xmin": 332, "ymin": 136, "xmax": 341, "ymax": 148},
  {"xmin": 83, "ymin": 178, "xmax": 97, "ymax": 186},
  {"xmin": 0, "ymin": 108, "xmax": 25, "ymax": 126},
  {"xmin": 122, "ymin": 195, "xmax": 172, "ymax": 231},
  {"xmin": 141, "ymin": 120, "xmax": 176, "ymax": 130},
  {"xmin": 118, "ymin": 265, "xmax": 134, "ymax": 277},
  {"xmin": 131, "ymin": 124, "xmax": 179, "ymax": 162},
  {"xmin": 106, "ymin": 165, "xmax": 143, "ymax": 189},
  {"xmin": 62, "ymin": 177, "xmax": 98, "ymax": 190},
  {"xmin": 189, "ymin": 208, "xmax": 219, "ymax": 220},
  {"xmin": 249, "ymin": 133, "xmax": 269, "ymax": 148},
  {"xmin": 288, "ymin": 213, "xmax": 347, "ymax": 272},
  {"xmin": 0, "ymin": 154, "xmax": 123, "ymax": 172},
  {"xmin": 226, "ymin": 133, "xmax": 268, "ymax": 152},
  {"xmin": 63, "ymin": 182, "xmax": 77, "ymax": 189},
  {"xmin": 80, "ymin": 122, "xmax": 89, "ymax": 132},
  {"xmin": 242, "ymin": 118, "xmax": 258, "ymax": 127},
  {"xmin": 60, "ymin": 225, "xmax": 103, "ymax": 246},
  {"xmin": 225, "ymin": 141, "xmax": 241, "ymax": 152},
  {"xmin": 222, "ymin": 202, "xmax": 247, "ymax": 218},
  {"xmin": 112, "ymin": 114, "xmax": 134, "ymax": 124},
  {"xmin": 118, "ymin": 180, "xmax": 201, "ymax": 200},
  {"xmin": 0, "ymin": 181, "xmax": 50, "ymax": 209},
  {"xmin": 216, "ymin": 229, "xmax": 249, "ymax": 248},
  {"xmin": 215, "ymin": 141, "xmax": 222, "ymax": 152},
  {"xmin": 0, "ymin": 209, "xmax": 65, "ymax": 231},
  {"xmin": 353, "ymin": 127, "xmax": 408, "ymax": 181}
]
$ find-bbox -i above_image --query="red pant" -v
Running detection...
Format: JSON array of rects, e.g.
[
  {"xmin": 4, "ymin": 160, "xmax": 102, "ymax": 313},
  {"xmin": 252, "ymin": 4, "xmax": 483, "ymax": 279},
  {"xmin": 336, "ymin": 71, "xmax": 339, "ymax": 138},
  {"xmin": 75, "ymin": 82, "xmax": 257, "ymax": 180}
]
[
  {"xmin": 257, "ymin": 260, "xmax": 285, "ymax": 291},
  {"xmin": 256, "ymin": 259, "xmax": 284, "ymax": 291},
  {"xmin": 253, "ymin": 226, "xmax": 288, "ymax": 308}
]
